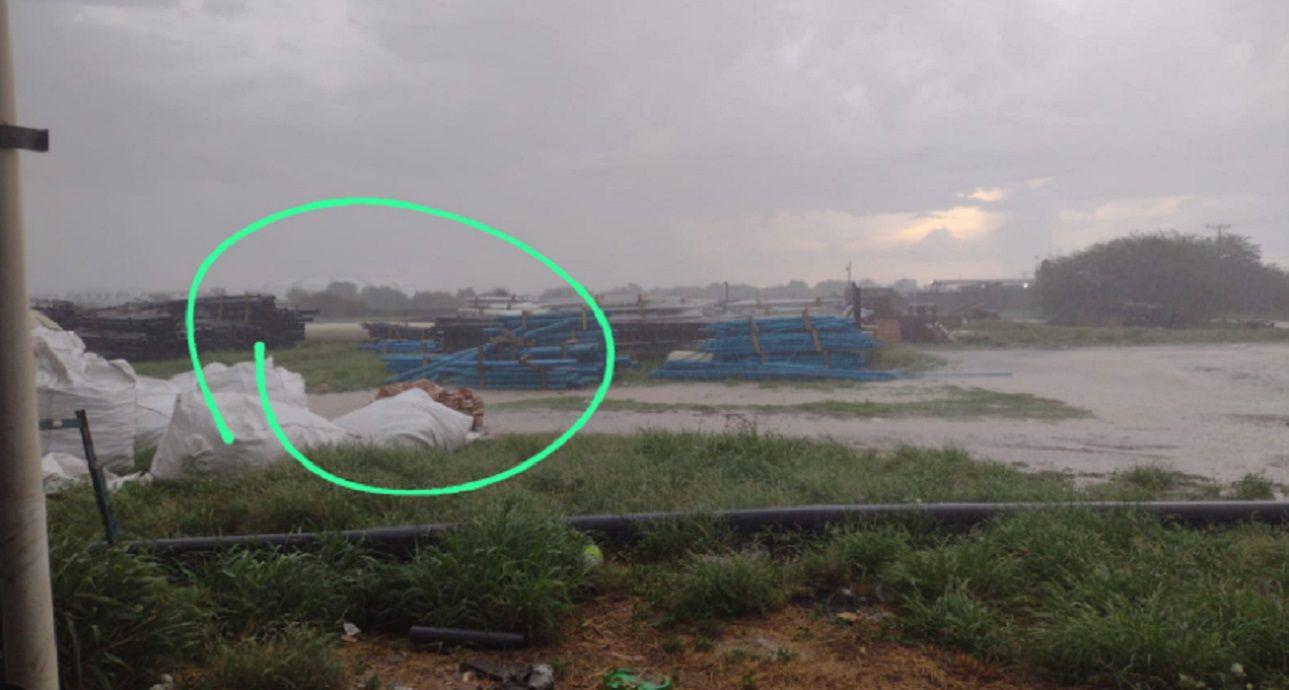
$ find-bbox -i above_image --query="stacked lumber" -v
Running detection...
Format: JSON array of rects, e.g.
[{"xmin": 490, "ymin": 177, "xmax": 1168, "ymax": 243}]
[
  {"xmin": 74, "ymin": 294, "xmax": 314, "ymax": 361},
  {"xmin": 376, "ymin": 379, "xmax": 484, "ymax": 430}
]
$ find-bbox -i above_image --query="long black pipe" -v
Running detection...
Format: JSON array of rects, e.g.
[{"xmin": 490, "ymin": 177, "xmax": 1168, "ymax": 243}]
[{"xmin": 122, "ymin": 501, "xmax": 1289, "ymax": 556}]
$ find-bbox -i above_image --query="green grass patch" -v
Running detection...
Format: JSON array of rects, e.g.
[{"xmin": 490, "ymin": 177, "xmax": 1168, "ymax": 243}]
[
  {"xmin": 131, "ymin": 341, "xmax": 386, "ymax": 393},
  {"xmin": 37, "ymin": 431, "xmax": 1289, "ymax": 689},
  {"xmin": 951, "ymin": 319, "xmax": 1289, "ymax": 348},
  {"xmin": 176, "ymin": 625, "xmax": 358, "ymax": 690},
  {"xmin": 493, "ymin": 386, "xmax": 1088, "ymax": 421},
  {"xmin": 49, "ymin": 433, "xmax": 1102, "ymax": 540},
  {"xmin": 648, "ymin": 550, "xmax": 795, "ymax": 624}
]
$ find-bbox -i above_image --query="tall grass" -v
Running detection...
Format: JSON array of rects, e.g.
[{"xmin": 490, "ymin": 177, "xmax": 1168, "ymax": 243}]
[
  {"xmin": 48, "ymin": 432, "xmax": 1098, "ymax": 540},
  {"xmin": 176, "ymin": 625, "xmax": 357, "ymax": 690},
  {"xmin": 37, "ymin": 431, "xmax": 1289, "ymax": 688}
]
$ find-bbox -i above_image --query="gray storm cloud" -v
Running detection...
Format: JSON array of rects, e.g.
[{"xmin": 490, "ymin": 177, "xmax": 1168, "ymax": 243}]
[{"xmin": 11, "ymin": 0, "xmax": 1288, "ymax": 295}]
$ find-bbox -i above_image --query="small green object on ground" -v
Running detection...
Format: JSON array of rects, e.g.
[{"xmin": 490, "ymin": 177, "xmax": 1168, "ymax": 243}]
[{"xmin": 603, "ymin": 668, "xmax": 674, "ymax": 690}]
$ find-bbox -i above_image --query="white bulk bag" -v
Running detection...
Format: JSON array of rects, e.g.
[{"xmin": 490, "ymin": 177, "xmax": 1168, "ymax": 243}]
[
  {"xmin": 333, "ymin": 389, "xmax": 473, "ymax": 450},
  {"xmin": 33, "ymin": 327, "xmax": 137, "ymax": 470},
  {"xmin": 150, "ymin": 391, "xmax": 350, "ymax": 481},
  {"xmin": 135, "ymin": 376, "xmax": 180, "ymax": 449},
  {"xmin": 169, "ymin": 359, "xmax": 307, "ymax": 408}
]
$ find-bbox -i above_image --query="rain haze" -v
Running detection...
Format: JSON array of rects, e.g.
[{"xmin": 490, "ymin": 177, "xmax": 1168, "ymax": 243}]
[
  {"xmin": 8, "ymin": 2, "xmax": 1289, "ymax": 688},
  {"xmin": 11, "ymin": 0, "xmax": 1289, "ymax": 294}
]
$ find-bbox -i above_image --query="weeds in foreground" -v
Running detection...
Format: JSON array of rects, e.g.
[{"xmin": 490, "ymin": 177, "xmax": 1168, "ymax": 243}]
[
  {"xmin": 176, "ymin": 625, "xmax": 357, "ymax": 690},
  {"xmin": 35, "ymin": 431, "xmax": 1289, "ymax": 688},
  {"xmin": 649, "ymin": 550, "xmax": 795, "ymax": 624}
]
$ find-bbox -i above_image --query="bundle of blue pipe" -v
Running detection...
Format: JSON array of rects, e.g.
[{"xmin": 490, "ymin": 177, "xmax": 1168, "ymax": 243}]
[
  {"xmin": 384, "ymin": 312, "xmax": 631, "ymax": 389},
  {"xmin": 359, "ymin": 340, "xmax": 438, "ymax": 376},
  {"xmin": 652, "ymin": 314, "xmax": 899, "ymax": 382}
]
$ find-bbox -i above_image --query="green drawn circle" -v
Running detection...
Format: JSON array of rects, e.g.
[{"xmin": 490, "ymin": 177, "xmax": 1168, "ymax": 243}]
[{"xmin": 185, "ymin": 197, "xmax": 616, "ymax": 496}]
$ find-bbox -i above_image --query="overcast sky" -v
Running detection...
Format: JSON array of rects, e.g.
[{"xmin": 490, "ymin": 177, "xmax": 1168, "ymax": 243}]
[{"xmin": 12, "ymin": 0, "xmax": 1289, "ymax": 296}]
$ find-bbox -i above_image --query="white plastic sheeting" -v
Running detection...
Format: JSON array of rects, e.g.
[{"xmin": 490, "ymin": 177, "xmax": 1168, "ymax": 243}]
[
  {"xmin": 33, "ymin": 327, "xmax": 138, "ymax": 470},
  {"xmin": 333, "ymin": 388, "xmax": 474, "ymax": 450},
  {"xmin": 135, "ymin": 376, "xmax": 180, "ymax": 449},
  {"xmin": 139, "ymin": 358, "xmax": 307, "ymax": 450},
  {"xmin": 41, "ymin": 451, "xmax": 149, "ymax": 494},
  {"xmin": 150, "ymin": 391, "xmax": 351, "ymax": 481}
]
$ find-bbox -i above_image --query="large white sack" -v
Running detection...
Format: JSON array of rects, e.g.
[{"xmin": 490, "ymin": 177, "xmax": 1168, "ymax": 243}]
[
  {"xmin": 135, "ymin": 376, "xmax": 180, "ymax": 449},
  {"xmin": 168, "ymin": 358, "xmax": 307, "ymax": 408},
  {"xmin": 33, "ymin": 327, "xmax": 137, "ymax": 471},
  {"xmin": 150, "ymin": 391, "xmax": 350, "ymax": 481},
  {"xmin": 333, "ymin": 388, "xmax": 473, "ymax": 450}
]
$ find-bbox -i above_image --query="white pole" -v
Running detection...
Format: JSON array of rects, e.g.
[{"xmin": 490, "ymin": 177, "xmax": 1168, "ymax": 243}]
[{"xmin": 0, "ymin": 0, "xmax": 61, "ymax": 687}]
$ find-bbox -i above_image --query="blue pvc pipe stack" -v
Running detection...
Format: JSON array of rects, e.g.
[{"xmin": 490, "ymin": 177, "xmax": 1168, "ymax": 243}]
[
  {"xmin": 383, "ymin": 312, "xmax": 631, "ymax": 389},
  {"xmin": 652, "ymin": 314, "xmax": 898, "ymax": 382}
]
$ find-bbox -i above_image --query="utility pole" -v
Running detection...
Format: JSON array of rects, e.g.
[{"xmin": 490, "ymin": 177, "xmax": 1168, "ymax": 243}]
[
  {"xmin": 1206, "ymin": 223, "xmax": 1231, "ymax": 240},
  {"xmin": 0, "ymin": 1, "xmax": 60, "ymax": 687}
]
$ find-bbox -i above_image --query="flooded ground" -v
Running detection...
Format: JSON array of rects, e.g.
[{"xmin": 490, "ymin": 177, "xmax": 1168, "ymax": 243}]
[{"xmin": 311, "ymin": 343, "xmax": 1289, "ymax": 485}]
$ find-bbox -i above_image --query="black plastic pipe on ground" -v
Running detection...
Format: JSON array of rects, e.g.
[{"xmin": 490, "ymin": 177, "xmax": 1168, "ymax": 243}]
[
  {"xmin": 121, "ymin": 501, "xmax": 1289, "ymax": 556},
  {"xmin": 407, "ymin": 626, "xmax": 525, "ymax": 649}
]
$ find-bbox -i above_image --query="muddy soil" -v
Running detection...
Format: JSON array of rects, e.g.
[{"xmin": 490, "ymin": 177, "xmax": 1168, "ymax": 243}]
[{"xmin": 344, "ymin": 594, "xmax": 1082, "ymax": 690}]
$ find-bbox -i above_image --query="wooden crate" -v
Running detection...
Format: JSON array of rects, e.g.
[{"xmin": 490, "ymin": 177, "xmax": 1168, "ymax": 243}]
[{"xmin": 874, "ymin": 318, "xmax": 902, "ymax": 344}]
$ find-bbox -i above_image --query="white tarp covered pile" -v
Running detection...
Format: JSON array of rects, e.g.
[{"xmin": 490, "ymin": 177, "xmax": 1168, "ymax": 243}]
[
  {"xmin": 150, "ymin": 390, "xmax": 350, "ymax": 480},
  {"xmin": 137, "ymin": 359, "xmax": 308, "ymax": 451},
  {"xmin": 135, "ymin": 376, "xmax": 180, "ymax": 449},
  {"xmin": 33, "ymin": 327, "xmax": 138, "ymax": 471},
  {"xmin": 33, "ymin": 325, "xmax": 474, "ymax": 483},
  {"xmin": 334, "ymin": 388, "xmax": 474, "ymax": 450},
  {"xmin": 41, "ymin": 451, "xmax": 149, "ymax": 494},
  {"xmin": 168, "ymin": 360, "xmax": 308, "ymax": 408}
]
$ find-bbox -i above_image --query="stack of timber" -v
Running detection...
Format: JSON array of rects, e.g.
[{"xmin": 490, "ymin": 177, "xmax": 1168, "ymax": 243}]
[
  {"xmin": 652, "ymin": 312, "xmax": 898, "ymax": 382},
  {"xmin": 75, "ymin": 294, "xmax": 314, "ymax": 361},
  {"xmin": 30, "ymin": 299, "xmax": 81, "ymax": 329},
  {"xmin": 376, "ymin": 379, "xmax": 484, "ymax": 430}
]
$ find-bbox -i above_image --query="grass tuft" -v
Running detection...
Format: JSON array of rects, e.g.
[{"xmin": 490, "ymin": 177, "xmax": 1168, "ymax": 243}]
[
  {"xmin": 177, "ymin": 625, "xmax": 356, "ymax": 690},
  {"xmin": 651, "ymin": 550, "xmax": 795, "ymax": 624}
]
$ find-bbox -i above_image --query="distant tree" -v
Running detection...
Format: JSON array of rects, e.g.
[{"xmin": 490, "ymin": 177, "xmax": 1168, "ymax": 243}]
[
  {"xmin": 359, "ymin": 285, "xmax": 410, "ymax": 311},
  {"xmin": 892, "ymin": 278, "xmax": 919, "ymax": 294},
  {"xmin": 1034, "ymin": 231, "xmax": 1289, "ymax": 326},
  {"xmin": 324, "ymin": 281, "xmax": 360, "ymax": 300}
]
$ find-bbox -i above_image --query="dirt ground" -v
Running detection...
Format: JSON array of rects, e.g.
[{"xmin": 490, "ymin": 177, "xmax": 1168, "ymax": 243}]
[
  {"xmin": 343, "ymin": 594, "xmax": 1081, "ymax": 690},
  {"xmin": 310, "ymin": 343, "xmax": 1289, "ymax": 486}
]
